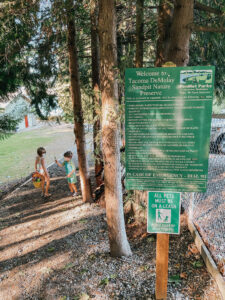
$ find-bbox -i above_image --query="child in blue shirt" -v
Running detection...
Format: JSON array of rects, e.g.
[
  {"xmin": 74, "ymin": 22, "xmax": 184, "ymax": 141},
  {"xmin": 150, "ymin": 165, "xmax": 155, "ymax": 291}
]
[{"xmin": 55, "ymin": 151, "xmax": 78, "ymax": 197}]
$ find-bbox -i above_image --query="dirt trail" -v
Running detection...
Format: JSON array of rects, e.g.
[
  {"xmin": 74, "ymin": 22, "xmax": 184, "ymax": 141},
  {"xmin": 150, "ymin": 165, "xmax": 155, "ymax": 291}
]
[
  {"xmin": 0, "ymin": 164, "xmax": 222, "ymax": 300},
  {"xmin": 0, "ymin": 165, "xmax": 101, "ymax": 299}
]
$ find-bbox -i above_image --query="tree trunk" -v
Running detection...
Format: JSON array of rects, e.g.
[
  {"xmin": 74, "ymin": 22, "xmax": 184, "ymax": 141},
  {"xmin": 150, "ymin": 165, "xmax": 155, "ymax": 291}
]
[
  {"xmin": 166, "ymin": 0, "xmax": 194, "ymax": 66},
  {"xmin": 90, "ymin": 0, "xmax": 103, "ymax": 187},
  {"xmin": 135, "ymin": 0, "xmax": 144, "ymax": 67},
  {"xmin": 117, "ymin": 34, "xmax": 125, "ymax": 147},
  {"xmin": 99, "ymin": 0, "xmax": 132, "ymax": 257},
  {"xmin": 66, "ymin": 5, "xmax": 93, "ymax": 203},
  {"xmin": 155, "ymin": 0, "xmax": 173, "ymax": 67}
]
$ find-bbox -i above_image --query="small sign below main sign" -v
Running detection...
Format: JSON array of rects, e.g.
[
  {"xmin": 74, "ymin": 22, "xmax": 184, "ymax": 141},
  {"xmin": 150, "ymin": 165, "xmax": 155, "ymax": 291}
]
[{"xmin": 147, "ymin": 191, "xmax": 181, "ymax": 234}]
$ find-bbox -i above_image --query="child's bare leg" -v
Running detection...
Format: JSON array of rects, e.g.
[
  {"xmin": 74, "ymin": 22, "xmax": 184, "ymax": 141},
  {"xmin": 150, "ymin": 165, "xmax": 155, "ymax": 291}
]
[
  {"xmin": 40, "ymin": 175, "xmax": 45, "ymax": 194},
  {"xmin": 71, "ymin": 183, "xmax": 78, "ymax": 193},
  {"xmin": 45, "ymin": 175, "xmax": 50, "ymax": 196},
  {"xmin": 68, "ymin": 183, "xmax": 73, "ymax": 193}
]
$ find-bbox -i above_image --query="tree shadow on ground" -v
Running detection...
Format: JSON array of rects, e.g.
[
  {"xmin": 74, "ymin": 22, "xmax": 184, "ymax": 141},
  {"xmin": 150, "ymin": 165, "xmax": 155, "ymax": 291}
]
[
  {"xmin": 0, "ymin": 211, "xmax": 106, "ymax": 300},
  {"xmin": 0, "ymin": 168, "xmax": 89, "ymax": 229},
  {"xmin": 0, "ymin": 214, "xmax": 104, "ymax": 273},
  {"xmin": 0, "ymin": 201, "xmax": 85, "ymax": 252},
  {"xmin": 23, "ymin": 221, "xmax": 218, "ymax": 300}
]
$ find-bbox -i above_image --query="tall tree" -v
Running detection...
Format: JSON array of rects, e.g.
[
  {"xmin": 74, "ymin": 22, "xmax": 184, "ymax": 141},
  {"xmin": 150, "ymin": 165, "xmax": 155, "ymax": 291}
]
[
  {"xmin": 66, "ymin": 0, "xmax": 93, "ymax": 203},
  {"xmin": 155, "ymin": 0, "xmax": 173, "ymax": 67},
  {"xmin": 90, "ymin": 0, "xmax": 103, "ymax": 187},
  {"xmin": 99, "ymin": 0, "xmax": 132, "ymax": 257},
  {"xmin": 0, "ymin": 0, "xmax": 58, "ymax": 118},
  {"xmin": 135, "ymin": 0, "xmax": 144, "ymax": 67},
  {"xmin": 0, "ymin": 114, "xmax": 19, "ymax": 140},
  {"xmin": 154, "ymin": 0, "xmax": 225, "ymax": 98},
  {"xmin": 0, "ymin": 0, "xmax": 39, "ymax": 97},
  {"xmin": 166, "ymin": 0, "xmax": 194, "ymax": 66}
]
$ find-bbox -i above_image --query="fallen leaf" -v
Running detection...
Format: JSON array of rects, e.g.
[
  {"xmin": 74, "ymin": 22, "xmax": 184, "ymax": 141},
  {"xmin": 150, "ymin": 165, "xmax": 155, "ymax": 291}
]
[
  {"xmin": 188, "ymin": 243, "xmax": 199, "ymax": 255},
  {"xmin": 97, "ymin": 272, "xmax": 103, "ymax": 276},
  {"xmin": 185, "ymin": 251, "xmax": 192, "ymax": 258},
  {"xmin": 180, "ymin": 272, "xmax": 187, "ymax": 279}
]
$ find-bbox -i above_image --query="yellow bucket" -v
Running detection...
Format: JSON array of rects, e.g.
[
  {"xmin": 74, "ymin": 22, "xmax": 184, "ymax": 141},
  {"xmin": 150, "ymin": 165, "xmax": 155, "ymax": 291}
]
[
  {"xmin": 33, "ymin": 181, "xmax": 42, "ymax": 188},
  {"xmin": 32, "ymin": 172, "xmax": 42, "ymax": 189}
]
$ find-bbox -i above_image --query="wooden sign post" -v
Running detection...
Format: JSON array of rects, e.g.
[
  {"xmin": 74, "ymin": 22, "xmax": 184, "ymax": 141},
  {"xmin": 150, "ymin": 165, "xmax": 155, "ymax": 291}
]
[
  {"xmin": 155, "ymin": 234, "xmax": 169, "ymax": 299},
  {"xmin": 155, "ymin": 62, "xmax": 176, "ymax": 300},
  {"xmin": 148, "ymin": 191, "xmax": 181, "ymax": 300}
]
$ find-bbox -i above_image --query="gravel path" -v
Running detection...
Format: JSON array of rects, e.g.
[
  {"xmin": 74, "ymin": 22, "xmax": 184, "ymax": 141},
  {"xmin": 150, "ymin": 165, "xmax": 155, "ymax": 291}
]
[
  {"xmin": 0, "ymin": 162, "xmax": 222, "ymax": 299},
  {"xmin": 183, "ymin": 154, "xmax": 225, "ymax": 278}
]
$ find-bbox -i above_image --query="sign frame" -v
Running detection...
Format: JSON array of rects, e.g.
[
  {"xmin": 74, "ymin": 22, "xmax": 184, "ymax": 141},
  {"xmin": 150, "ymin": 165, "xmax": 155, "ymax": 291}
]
[{"xmin": 125, "ymin": 66, "xmax": 215, "ymax": 193}]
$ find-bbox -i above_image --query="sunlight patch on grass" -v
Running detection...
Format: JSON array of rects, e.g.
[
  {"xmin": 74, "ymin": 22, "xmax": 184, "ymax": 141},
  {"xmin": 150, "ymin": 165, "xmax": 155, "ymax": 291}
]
[{"xmin": 0, "ymin": 125, "xmax": 74, "ymax": 183}]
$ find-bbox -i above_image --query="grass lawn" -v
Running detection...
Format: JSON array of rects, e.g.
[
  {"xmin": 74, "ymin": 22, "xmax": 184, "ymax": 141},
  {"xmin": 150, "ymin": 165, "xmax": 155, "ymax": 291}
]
[{"xmin": 0, "ymin": 125, "xmax": 75, "ymax": 184}]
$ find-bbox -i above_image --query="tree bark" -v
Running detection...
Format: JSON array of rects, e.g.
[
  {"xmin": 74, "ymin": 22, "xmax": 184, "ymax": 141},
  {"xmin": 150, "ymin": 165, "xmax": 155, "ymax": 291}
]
[
  {"xmin": 155, "ymin": 0, "xmax": 173, "ymax": 67},
  {"xmin": 90, "ymin": 0, "xmax": 103, "ymax": 187},
  {"xmin": 166, "ymin": 0, "xmax": 194, "ymax": 66},
  {"xmin": 99, "ymin": 0, "xmax": 132, "ymax": 257},
  {"xmin": 135, "ymin": 0, "xmax": 144, "ymax": 68},
  {"xmin": 66, "ymin": 4, "xmax": 93, "ymax": 203}
]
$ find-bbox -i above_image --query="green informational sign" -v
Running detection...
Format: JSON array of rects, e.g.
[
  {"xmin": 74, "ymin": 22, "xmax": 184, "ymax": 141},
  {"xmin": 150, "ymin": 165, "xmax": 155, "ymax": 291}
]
[
  {"xmin": 147, "ymin": 191, "xmax": 181, "ymax": 234},
  {"xmin": 125, "ymin": 66, "xmax": 215, "ymax": 192}
]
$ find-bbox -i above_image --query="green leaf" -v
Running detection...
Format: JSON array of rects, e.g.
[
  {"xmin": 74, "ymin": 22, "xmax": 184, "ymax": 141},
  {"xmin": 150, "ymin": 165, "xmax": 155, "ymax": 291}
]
[
  {"xmin": 139, "ymin": 265, "xmax": 150, "ymax": 272},
  {"xmin": 88, "ymin": 254, "xmax": 96, "ymax": 260},
  {"xmin": 47, "ymin": 247, "xmax": 55, "ymax": 252},
  {"xmin": 64, "ymin": 263, "xmax": 74, "ymax": 270},
  {"xmin": 147, "ymin": 236, "xmax": 155, "ymax": 243},
  {"xmin": 191, "ymin": 260, "xmax": 204, "ymax": 268},
  {"xmin": 79, "ymin": 219, "xmax": 87, "ymax": 224},
  {"xmin": 99, "ymin": 278, "xmax": 109, "ymax": 286},
  {"xmin": 168, "ymin": 274, "xmax": 181, "ymax": 283}
]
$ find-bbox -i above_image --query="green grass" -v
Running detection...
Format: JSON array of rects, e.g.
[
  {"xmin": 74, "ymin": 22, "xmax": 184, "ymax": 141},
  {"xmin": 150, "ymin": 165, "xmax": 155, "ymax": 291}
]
[
  {"xmin": 0, "ymin": 130, "xmax": 53, "ymax": 183},
  {"xmin": 0, "ymin": 126, "xmax": 74, "ymax": 183}
]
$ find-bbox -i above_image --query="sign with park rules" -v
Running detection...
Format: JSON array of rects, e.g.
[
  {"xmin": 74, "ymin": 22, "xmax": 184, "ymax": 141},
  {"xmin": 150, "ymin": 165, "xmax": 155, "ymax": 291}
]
[
  {"xmin": 147, "ymin": 191, "xmax": 181, "ymax": 234},
  {"xmin": 125, "ymin": 66, "xmax": 215, "ymax": 192}
]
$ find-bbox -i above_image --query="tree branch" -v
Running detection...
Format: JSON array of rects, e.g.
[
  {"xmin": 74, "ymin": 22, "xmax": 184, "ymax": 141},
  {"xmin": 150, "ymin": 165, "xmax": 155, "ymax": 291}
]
[
  {"xmin": 193, "ymin": 25, "xmax": 225, "ymax": 33},
  {"xmin": 194, "ymin": 1, "xmax": 223, "ymax": 15}
]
